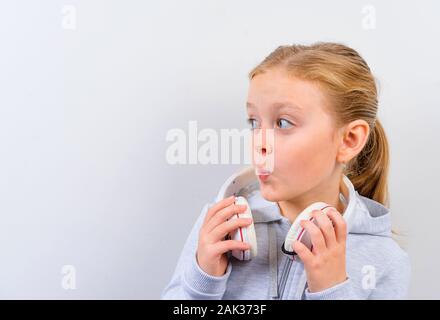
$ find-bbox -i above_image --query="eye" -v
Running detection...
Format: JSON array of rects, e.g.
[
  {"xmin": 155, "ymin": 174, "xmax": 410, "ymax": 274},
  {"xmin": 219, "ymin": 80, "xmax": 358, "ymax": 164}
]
[
  {"xmin": 246, "ymin": 118, "xmax": 260, "ymax": 130},
  {"xmin": 277, "ymin": 118, "xmax": 294, "ymax": 129}
]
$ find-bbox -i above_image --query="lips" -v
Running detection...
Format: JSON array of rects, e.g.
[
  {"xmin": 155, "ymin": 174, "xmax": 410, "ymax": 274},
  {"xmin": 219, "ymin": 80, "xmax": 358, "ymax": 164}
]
[
  {"xmin": 258, "ymin": 174, "xmax": 270, "ymax": 182},
  {"xmin": 256, "ymin": 168, "xmax": 271, "ymax": 182}
]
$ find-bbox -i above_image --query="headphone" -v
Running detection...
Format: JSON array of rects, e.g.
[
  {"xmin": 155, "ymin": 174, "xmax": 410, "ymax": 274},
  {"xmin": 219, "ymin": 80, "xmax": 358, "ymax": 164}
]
[{"xmin": 215, "ymin": 166, "xmax": 347, "ymax": 261}]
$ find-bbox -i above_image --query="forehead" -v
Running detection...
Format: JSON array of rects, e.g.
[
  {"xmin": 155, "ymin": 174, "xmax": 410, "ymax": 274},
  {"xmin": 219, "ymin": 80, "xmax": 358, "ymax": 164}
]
[{"xmin": 247, "ymin": 69, "xmax": 329, "ymax": 115}]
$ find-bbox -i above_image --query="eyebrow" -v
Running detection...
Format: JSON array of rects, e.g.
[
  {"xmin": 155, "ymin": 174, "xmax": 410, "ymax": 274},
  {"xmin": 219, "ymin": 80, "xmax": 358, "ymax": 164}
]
[{"xmin": 246, "ymin": 102, "xmax": 303, "ymax": 112}]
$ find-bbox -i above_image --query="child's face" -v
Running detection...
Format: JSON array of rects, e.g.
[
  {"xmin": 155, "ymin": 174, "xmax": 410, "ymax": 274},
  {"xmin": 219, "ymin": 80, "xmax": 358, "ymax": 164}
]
[{"xmin": 247, "ymin": 68, "xmax": 343, "ymax": 202}]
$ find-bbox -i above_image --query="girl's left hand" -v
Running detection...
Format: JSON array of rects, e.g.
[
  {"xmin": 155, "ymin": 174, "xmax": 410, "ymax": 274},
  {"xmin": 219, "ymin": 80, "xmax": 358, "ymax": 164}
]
[{"xmin": 293, "ymin": 207, "xmax": 348, "ymax": 293}]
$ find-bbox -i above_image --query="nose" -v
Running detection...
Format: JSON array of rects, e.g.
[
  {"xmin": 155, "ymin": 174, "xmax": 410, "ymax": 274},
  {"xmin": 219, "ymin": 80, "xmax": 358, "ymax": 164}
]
[
  {"xmin": 255, "ymin": 144, "xmax": 272, "ymax": 155},
  {"xmin": 253, "ymin": 127, "xmax": 273, "ymax": 155}
]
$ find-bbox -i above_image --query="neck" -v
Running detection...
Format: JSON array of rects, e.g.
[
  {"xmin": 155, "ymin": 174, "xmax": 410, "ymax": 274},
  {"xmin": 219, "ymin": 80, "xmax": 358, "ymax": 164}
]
[{"xmin": 277, "ymin": 173, "xmax": 349, "ymax": 224}]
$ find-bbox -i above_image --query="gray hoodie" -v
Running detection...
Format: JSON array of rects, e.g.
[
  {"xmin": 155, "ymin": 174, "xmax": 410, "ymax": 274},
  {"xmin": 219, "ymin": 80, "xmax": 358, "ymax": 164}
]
[{"xmin": 161, "ymin": 172, "xmax": 411, "ymax": 300}]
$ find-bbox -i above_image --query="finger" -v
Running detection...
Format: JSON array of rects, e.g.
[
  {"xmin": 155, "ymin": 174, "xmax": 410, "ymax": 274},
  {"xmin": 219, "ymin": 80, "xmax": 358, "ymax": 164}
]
[
  {"xmin": 293, "ymin": 240, "xmax": 314, "ymax": 265},
  {"xmin": 326, "ymin": 208, "xmax": 347, "ymax": 243},
  {"xmin": 205, "ymin": 203, "xmax": 248, "ymax": 233},
  {"xmin": 212, "ymin": 240, "xmax": 251, "ymax": 256},
  {"xmin": 312, "ymin": 210, "xmax": 337, "ymax": 248},
  {"xmin": 210, "ymin": 217, "xmax": 253, "ymax": 242},
  {"xmin": 300, "ymin": 219, "xmax": 326, "ymax": 254},
  {"xmin": 203, "ymin": 196, "xmax": 236, "ymax": 224}
]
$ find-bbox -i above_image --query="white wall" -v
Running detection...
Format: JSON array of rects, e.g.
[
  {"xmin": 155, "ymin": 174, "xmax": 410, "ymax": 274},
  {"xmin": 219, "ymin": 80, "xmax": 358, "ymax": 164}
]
[{"xmin": 0, "ymin": 0, "xmax": 438, "ymax": 299}]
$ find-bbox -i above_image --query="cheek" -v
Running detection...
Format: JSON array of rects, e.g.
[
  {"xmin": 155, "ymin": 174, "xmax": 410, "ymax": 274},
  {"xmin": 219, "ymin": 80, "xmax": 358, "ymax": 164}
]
[{"xmin": 274, "ymin": 128, "xmax": 336, "ymax": 182}]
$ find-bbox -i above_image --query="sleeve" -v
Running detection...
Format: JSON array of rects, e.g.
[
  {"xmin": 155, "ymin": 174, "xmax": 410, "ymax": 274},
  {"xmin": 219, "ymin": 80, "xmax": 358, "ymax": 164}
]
[
  {"xmin": 303, "ymin": 277, "xmax": 360, "ymax": 300},
  {"xmin": 160, "ymin": 202, "xmax": 233, "ymax": 300},
  {"xmin": 304, "ymin": 251, "xmax": 411, "ymax": 300}
]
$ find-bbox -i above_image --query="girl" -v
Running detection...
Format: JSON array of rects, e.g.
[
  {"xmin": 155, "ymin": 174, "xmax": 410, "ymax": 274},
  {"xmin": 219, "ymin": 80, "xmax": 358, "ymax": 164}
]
[{"xmin": 161, "ymin": 42, "xmax": 411, "ymax": 299}]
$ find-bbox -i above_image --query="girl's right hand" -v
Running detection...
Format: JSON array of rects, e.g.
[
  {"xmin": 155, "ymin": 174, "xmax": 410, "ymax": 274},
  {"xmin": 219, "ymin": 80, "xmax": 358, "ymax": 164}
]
[{"xmin": 196, "ymin": 195, "xmax": 253, "ymax": 277}]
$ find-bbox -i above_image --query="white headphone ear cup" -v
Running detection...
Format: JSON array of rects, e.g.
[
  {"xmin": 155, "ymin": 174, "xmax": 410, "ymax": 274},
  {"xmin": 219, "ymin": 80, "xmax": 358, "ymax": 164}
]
[
  {"xmin": 228, "ymin": 196, "xmax": 258, "ymax": 261},
  {"xmin": 282, "ymin": 202, "xmax": 334, "ymax": 257},
  {"xmin": 295, "ymin": 218, "xmax": 320, "ymax": 251},
  {"xmin": 282, "ymin": 210, "xmax": 313, "ymax": 256}
]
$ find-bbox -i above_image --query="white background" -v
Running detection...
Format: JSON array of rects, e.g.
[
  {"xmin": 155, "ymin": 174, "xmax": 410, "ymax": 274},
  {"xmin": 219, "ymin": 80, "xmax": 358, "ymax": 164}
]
[{"xmin": 0, "ymin": 0, "xmax": 439, "ymax": 299}]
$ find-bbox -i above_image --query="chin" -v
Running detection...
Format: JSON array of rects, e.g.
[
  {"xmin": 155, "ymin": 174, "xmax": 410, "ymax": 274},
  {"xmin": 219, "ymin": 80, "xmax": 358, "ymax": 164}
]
[{"xmin": 259, "ymin": 185, "xmax": 284, "ymax": 202}]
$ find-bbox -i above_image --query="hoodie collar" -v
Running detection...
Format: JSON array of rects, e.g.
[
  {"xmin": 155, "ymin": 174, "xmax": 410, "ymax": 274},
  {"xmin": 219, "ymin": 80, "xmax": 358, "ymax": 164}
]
[{"xmin": 349, "ymin": 193, "xmax": 392, "ymax": 237}]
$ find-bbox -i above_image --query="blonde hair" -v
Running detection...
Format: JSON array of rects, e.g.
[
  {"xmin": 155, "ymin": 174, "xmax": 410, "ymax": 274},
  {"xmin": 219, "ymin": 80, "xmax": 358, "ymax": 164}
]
[{"xmin": 248, "ymin": 42, "xmax": 390, "ymax": 208}]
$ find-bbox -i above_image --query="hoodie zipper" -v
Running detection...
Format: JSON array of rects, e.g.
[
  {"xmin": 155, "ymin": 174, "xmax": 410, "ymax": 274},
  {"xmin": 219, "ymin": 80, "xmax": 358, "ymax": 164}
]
[
  {"xmin": 276, "ymin": 191, "xmax": 351, "ymax": 299},
  {"xmin": 278, "ymin": 256, "xmax": 293, "ymax": 299}
]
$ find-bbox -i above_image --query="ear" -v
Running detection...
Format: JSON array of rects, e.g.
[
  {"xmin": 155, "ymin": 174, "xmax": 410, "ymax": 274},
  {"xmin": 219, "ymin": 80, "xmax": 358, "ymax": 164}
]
[{"xmin": 336, "ymin": 119, "xmax": 370, "ymax": 164}]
